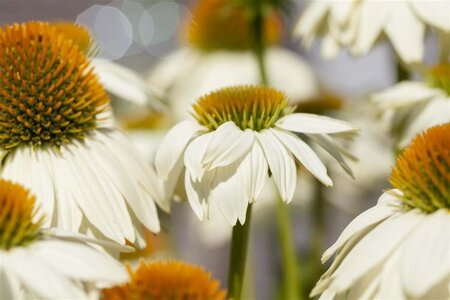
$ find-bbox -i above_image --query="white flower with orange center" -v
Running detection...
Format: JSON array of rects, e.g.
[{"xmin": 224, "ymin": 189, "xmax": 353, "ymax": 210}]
[
  {"xmin": 0, "ymin": 22, "xmax": 166, "ymax": 246},
  {"xmin": 295, "ymin": 0, "xmax": 450, "ymax": 63},
  {"xmin": 0, "ymin": 179, "xmax": 129, "ymax": 300},
  {"xmin": 155, "ymin": 86, "xmax": 358, "ymax": 225},
  {"xmin": 312, "ymin": 124, "xmax": 450, "ymax": 299},
  {"xmin": 372, "ymin": 63, "xmax": 450, "ymax": 148}
]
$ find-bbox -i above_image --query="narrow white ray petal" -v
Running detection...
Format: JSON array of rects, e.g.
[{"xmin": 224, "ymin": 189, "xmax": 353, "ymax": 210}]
[
  {"xmin": 401, "ymin": 209, "xmax": 450, "ymax": 297},
  {"xmin": 410, "ymin": 1, "xmax": 450, "ymax": 31},
  {"xmin": 376, "ymin": 250, "xmax": 405, "ymax": 299},
  {"xmin": 30, "ymin": 240, "xmax": 128, "ymax": 283},
  {"xmin": 272, "ymin": 129, "xmax": 332, "ymax": 186},
  {"xmin": 203, "ymin": 122, "xmax": 254, "ymax": 169},
  {"xmin": 184, "ymin": 132, "xmax": 214, "ymax": 181},
  {"xmin": 4, "ymin": 249, "xmax": 85, "ymax": 300},
  {"xmin": 184, "ymin": 170, "xmax": 210, "ymax": 220},
  {"xmin": 330, "ymin": 210, "xmax": 426, "ymax": 291},
  {"xmin": 155, "ymin": 121, "xmax": 204, "ymax": 180},
  {"xmin": 241, "ymin": 142, "xmax": 269, "ymax": 203},
  {"xmin": 210, "ymin": 160, "xmax": 248, "ymax": 225},
  {"xmin": 321, "ymin": 34, "xmax": 341, "ymax": 59},
  {"xmin": 256, "ymin": 130, "xmax": 296, "ymax": 203},
  {"xmin": 0, "ymin": 258, "xmax": 21, "ymax": 300},
  {"xmin": 276, "ymin": 113, "xmax": 358, "ymax": 134},
  {"xmin": 384, "ymin": 1, "xmax": 425, "ymax": 63},
  {"xmin": 294, "ymin": 1, "xmax": 329, "ymax": 42}
]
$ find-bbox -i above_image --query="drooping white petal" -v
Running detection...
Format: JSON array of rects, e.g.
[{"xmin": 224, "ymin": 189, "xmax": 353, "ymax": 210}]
[
  {"xmin": 294, "ymin": 1, "xmax": 330, "ymax": 47},
  {"xmin": 272, "ymin": 128, "xmax": 332, "ymax": 186},
  {"xmin": 184, "ymin": 169, "xmax": 215, "ymax": 220},
  {"xmin": 376, "ymin": 249, "xmax": 405, "ymax": 299},
  {"xmin": 410, "ymin": 0, "xmax": 450, "ymax": 32},
  {"xmin": 321, "ymin": 34, "xmax": 341, "ymax": 59},
  {"xmin": 401, "ymin": 209, "xmax": 450, "ymax": 298},
  {"xmin": 384, "ymin": 1, "xmax": 425, "ymax": 63},
  {"xmin": 184, "ymin": 132, "xmax": 214, "ymax": 182},
  {"xmin": 155, "ymin": 121, "xmax": 204, "ymax": 180},
  {"xmin": 241, "ymin": 142, "xmax": 269, "ymax": 203},
  {"xmin": 276, "ymin": 113, "xmax": 358, "ymax": 134},
  {"xmin": 203, "ymin": 122, "xmax": 254, "ymax": 169},
  {"xmin": 0, "ymin": 257, "xmax": 21, "ymax": 300},
  {"xmin": 256, "ymin": 130, "xmax": 296, "ymax": 203}
]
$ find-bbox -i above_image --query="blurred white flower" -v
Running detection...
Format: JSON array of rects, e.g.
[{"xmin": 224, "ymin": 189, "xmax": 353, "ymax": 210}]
[
  {"xmin": 371, "ymin": 64, "xmax": 450, "ymax": 148},
  {"xmin": 0, "ymin": 180, "xmax": 129, "ymax": 300},
  {"xmin": 155, "ymin": 86, "xmax": 358, "ymax": 225},
  {"xmin": 0, "ymin": 22, "xmax": 165, "ymax": 246},
  {"xmin": 295, "ymin": 0, "xmax": 450, "ymax": 63},
  {"xmin": 312, "ymin": 124, "xmax": 450, "ymax": 299}
]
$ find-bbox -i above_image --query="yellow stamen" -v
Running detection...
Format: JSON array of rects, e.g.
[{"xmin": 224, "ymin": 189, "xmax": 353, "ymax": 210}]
[
  {"xmin": 0, "ymin": 179, "xmax": 43, "ymax": 250},
  {"xmin": 390, "ymin": 124, "xmax": 450, "ymax": 212},
  {"xmin": 193, "ymin": 85, "xmax": 291, "ymax": 131},
  {"xmin": 0, "ymin": 22, "xmax": 109, "ymax": 150},
  {"xmin": 101, "ymin": 260, "xmax": 226, "ymax": 300},
  {"xmin": 187, "ymin": 0, "xmax": 283, "ymax": 51},
  {"xmin": 428, "ymin": 63, "xmax": 450, "ymax": 95}
]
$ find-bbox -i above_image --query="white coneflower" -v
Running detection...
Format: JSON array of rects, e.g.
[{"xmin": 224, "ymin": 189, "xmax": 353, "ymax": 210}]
[
  {"xmin": 372, "ymin": 63, "xmax": 450, "ymax": 148},
  {"xmin": 0, "ymin": 179, "xmax": 129, "ymax": 300},
  {"xmin": 148, "ymin": 0, "xmax": 319, "ymax": 122},
  {"xmin": 295, "ymin": 0, "xmax": 450, "ymax": 63},
  {"xmin": 312, "ymin": 124, "xmax": 450, "ymax": 299},
  {"xmin": 155, "ymin": 85, "xmax": 358, "ymax": 225},
  {"xmin": 0, "ymin": 21, "xmax": 166, "ymax": 246}
]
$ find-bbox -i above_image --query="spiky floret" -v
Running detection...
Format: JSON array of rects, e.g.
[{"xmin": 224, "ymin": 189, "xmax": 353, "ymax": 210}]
[
  {"xmin": 187, "ymin": 0, "xmax": 282, "ymax": 51},
  {"xmin": 101, "ymin": 260, "xmax": 226, "ymax": 300},
  {"xmin": 0, "ymin": 179, "xmax": 43, "ymax": 250},
  {"xmin": 0, "ymin": 21, "xmax": 109, "ymax": 151},
  {"xmin": 428, "ymin": 63, "xmax": 450, "ymax": 96},
  {"xmin": 390, "ymin": 124, "xmax": 450, "ymax": 213},
  {"xmin": 193, "ymin": 85, "xmax": 290, "ymax": 131}
]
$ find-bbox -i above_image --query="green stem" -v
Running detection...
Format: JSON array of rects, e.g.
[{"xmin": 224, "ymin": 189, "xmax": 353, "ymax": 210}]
[
  {"xmin": 253, "ymin": 7, "xmax": 269, "ymax": 85},
  {"xmin": 227, "ymin": 204, "xmax": 253, "ymax": 300},
  {"xmin": 276, "ymin": 197, "xmax": 303, "ymax": 300}
]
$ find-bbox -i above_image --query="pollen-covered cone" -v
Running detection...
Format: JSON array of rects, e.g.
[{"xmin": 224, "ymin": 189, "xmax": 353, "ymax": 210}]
[
  {"xmin": 295, "ymin": 0, "xmax": 450, "ymax": 63},
  {"xmin": 0, "ymin": 179, "xmax": 129, "ymax": 300},
  {"xmin": 148, "ymin": 0, "xmax": 319, "ymax": 121},
  {"xmin": 0, "ymin": 22, "xmax": 166, "ymax": 246},
  {"xmin": 312, "ymin": 124, "xmax": 450, "ymax": 299},
  {"xmin": 101, "ymin": 260, "xmax": 226, "ymax": 300},
  {"xmin": 155, "ymin": 86, "xmax": 358, "ymax": 226}
]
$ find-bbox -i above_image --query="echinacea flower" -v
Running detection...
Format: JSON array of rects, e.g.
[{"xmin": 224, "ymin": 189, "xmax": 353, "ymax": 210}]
[
  {"xmin": 312, "ymin": 124, "xmax": 450, "ymax": 299},
  {"xmin": 0, "ymin": 21, "xmax": 165, "ymax": 245},
  {"xmin": 101, "ymin": 260, "xmax": 226, "ymax": 300},
  {"xmin": 295, "ymin": 0, "xmax": 450, "ymax": 63},
  {"xmin": 148, "ymin": 0, "xmax": 319, "ymax": 122},
  {"xmin": 155, "ymin": 85, "xmax": 358, "ymax": 225},
  {"xmin": 372, "ymin": 63, "xmax": 450, "ymax": 148},
  {"xmin": 0, "ymin": 179, "xmax": 129, "ymax": 300}
]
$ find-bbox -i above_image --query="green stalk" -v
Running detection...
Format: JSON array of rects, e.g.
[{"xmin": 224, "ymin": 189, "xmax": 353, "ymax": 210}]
[{"xmin": 227, "ymin": 204, "xmax": 253, "ymax": 300}]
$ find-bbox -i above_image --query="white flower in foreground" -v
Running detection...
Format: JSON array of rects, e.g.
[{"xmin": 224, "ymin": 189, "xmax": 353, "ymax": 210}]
[
  {"xmin": 0, "ymin": 22, "xmax": 166, "ymax": 246},
  {"xmin": 295, "ymin": 0, "xmax": 450, "ymax": 63},
  {"xmin": 0, "ymin": 180, "xmax": 130, "ymax": 300},
  {"xmin": 148, "ymin": 0, "xmax": 319, "ymax": 121},
  {"xmin": 372, "ymin": 63, "xmax": 450, "ymax": 148},
  {"xmin": 155, "ymin": 86, "xmax": 359, "ymax": 225},
  {"xmin": 312, "ymin": 124, "xmax": 450, "ymax": 299}
]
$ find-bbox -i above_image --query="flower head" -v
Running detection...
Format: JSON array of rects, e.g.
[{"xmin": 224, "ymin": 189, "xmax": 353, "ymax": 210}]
[
  {"xmin": 156, "ymin": 85, "xmax": 357, "ymax": 225},
  {"xmin": 102, "ymin": 260, "xmax": 226, "ymax": 300},
  {"xmin": 187, "ymin": 0, "xmax": 282, "ymax": 51},
  {"xmin": 0, "ymin": 179, "xmax": 128, "ymax": 300},
  {"xmin": 0, "ymin": 21, "xmax": 165, "ymax": 245},
  {"xmin": 312, "ymin": 125, "xmax": 450, "ymax": 299}
]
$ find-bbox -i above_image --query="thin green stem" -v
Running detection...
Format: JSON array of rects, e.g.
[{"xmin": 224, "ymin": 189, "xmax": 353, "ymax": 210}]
[
  {"xmin": 253, "ymin": 8, "xmax": 269, "ymax": 85},
  {"xmin": 276, "ymin": 197, "xmax": 303, "ymax": 300},
  {"xmin": 227, "ymin": 204, "xmax": 253, "ymax": 300}
]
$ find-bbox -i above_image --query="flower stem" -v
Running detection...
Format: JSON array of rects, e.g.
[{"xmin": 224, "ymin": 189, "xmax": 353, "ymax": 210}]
[
  {"xmin": 227, "ymin": 203, "xmax": 253, "ymax": 300},
  {"xmin": 252, "ymin": 6, "xmax": 268, "ymax": 85},
  {"xmin": 276, "ymin": 197, "xmax": 303, "ymax": 300}
]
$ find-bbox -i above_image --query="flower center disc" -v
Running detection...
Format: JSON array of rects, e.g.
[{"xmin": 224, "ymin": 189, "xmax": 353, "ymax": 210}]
[
  {"xmin": 187, "ymin": 0, "xmax": 283, "ymax": 51},
  {"xmin": 0, "ymin": 180, "xmax": 43, "ymax": 250},
  {"xmin": 428, "ymin": 63, "xmax": 450, "ymax": 96},
  {"xmin": 390, "ymin": 124, "xmax": 450, "ymax": 212},
  {"xmin": 0, "ymin": 22, "xmax": 109, "ymax": 151},
  {"xmin": 193, "ymin": 85, "xmax": 290, "ymax": 131}
]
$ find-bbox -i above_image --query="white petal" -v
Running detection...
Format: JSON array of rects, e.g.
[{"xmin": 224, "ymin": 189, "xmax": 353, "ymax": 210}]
[
  {"xmin": 384, "ymin": 1, "xmax": 425, "ymax": 63},
  {"xmin": 376, "ymin": 249, "xmax": 406, "ymax": 299},
  {"xmin": 256, "ymin": 130, "xmax": 296, "ymax": 203},
  {"xmin": 321, "ymin": 34, "xmax": 341, "ymax": 59},
  {"xmin": 276, "ymin": 113, "xmax": 358, "ymax": 134},
  {"xmin": 0, "ymin": 257, "xmax": 21, "ymax": 300},
  {"xmin": 184, "ymin": 132, "xmax": 214, "ymax": 181},
  {"xmin": 241, "ymin": 142, "xmax": 269, "ymax": 203},
  {"xmin": 203, "ymin": 122, "xmax": 254, "ymax": 169},
  {"xmin": 155, "ymin": 121, "xmax": 204, "ymax": 180},
  {"xmin": 294, "ymin": 1, "xmax": 329, "ymax": 45},
  {"xmin": 272, "ymin": 128, "xmax": 332, "ymax": 186},
  {"xmin": 410, "ymin": 0, "xmax": 450, "ymax": 31},
  {"xmin": 184, "ymin": 169, "xmax": 215, "ymax": 220},
  {"xmin": 401, "ymin": 209, "xmax": 450, "ymax": 297}
]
